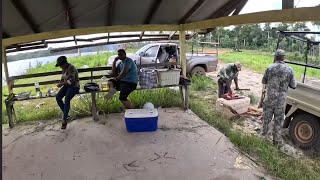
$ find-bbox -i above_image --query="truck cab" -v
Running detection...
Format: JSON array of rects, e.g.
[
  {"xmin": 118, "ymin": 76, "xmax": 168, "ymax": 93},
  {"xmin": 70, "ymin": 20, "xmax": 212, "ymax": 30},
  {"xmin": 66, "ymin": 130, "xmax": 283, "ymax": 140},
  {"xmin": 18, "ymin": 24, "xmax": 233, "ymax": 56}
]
[{"xmin": 107, "ymin": 42, "xmax": 218, "ymax": 76}]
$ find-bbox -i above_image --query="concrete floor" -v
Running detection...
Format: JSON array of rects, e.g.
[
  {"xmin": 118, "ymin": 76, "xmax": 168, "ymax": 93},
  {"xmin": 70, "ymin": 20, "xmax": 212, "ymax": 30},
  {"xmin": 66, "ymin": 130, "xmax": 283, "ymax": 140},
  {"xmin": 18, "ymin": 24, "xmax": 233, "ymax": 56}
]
[{"xmin": 2, "ymin": 108, "xmax": 270, "ymax": 180}]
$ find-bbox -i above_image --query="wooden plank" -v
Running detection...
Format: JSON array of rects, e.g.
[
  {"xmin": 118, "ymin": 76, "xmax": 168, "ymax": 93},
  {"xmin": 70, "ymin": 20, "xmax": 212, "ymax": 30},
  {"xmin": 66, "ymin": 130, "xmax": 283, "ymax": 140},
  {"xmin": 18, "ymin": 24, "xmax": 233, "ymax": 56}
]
[
  {"xmin": 184, "ymin": 7, "xmax": 320, "ymax": 31},
  {"xmin": 3, "ymin": 24, "xmax": 179, "ymax": 47}
]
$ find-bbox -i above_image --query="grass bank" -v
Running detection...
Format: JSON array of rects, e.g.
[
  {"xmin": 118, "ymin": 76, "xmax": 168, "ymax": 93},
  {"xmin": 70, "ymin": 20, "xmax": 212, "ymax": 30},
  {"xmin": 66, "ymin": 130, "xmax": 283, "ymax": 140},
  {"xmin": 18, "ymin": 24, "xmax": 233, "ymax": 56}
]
[
  {"xmin": 189, "ymin": 76, "xmax": 320, "ymax": 180},
  {"xmin": 219, "ymin": 50, "xmax": 320, "ymax": 79}
]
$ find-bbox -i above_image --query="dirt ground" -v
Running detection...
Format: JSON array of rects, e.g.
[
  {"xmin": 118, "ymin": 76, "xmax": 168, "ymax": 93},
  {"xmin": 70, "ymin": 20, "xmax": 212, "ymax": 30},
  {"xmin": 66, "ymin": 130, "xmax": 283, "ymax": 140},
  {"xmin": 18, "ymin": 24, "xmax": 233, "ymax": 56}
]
[
  {"xmin": 207, "ymin": 61, "xmax": 263, "ymax": 98},
  {"xmin": 207, "ymin": 61, "xmax": 320, "ymax": 158},
  {"xmin": 2, "ymin": 108, "xmax": 273, "ymax": 180}
]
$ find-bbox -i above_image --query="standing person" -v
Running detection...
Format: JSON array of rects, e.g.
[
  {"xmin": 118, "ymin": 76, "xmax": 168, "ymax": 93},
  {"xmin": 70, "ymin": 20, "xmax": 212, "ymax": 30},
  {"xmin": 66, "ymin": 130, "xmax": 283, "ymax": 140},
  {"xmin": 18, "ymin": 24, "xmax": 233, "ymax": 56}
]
[
  {"xmin": 261, "ymin": 49, "xmax": 296, "ymax": 146},
  {"xmin": 104, "ymin": 49, "xmax": 138, "ymax": 109},
  {"xmin": 217, "ymin": 62, "xmax": 242, "ymax": 99},
  {"xmin": 55, "ymin": 56, "xmax": 80, "ymax": 129}
]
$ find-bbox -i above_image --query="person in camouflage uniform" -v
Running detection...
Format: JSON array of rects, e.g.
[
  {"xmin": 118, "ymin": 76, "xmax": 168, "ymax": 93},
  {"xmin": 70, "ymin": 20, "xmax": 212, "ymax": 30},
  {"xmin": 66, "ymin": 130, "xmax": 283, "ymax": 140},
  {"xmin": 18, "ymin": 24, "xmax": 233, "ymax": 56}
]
[
  {"xmin": 217, "ymin": 62, "xmax": 242, "ymax": 98},
  {"xmin": 261, "ymin": 49, "xmax": 296, "ymax": 146}
]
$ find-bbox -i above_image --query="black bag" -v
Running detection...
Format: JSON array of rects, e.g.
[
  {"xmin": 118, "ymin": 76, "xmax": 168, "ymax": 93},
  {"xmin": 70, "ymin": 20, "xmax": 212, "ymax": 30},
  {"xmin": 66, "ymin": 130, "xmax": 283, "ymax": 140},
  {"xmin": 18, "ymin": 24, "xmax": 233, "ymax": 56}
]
[{"xmin": 84, "ymin": 82, "xmax": 100, "ymax": 92}]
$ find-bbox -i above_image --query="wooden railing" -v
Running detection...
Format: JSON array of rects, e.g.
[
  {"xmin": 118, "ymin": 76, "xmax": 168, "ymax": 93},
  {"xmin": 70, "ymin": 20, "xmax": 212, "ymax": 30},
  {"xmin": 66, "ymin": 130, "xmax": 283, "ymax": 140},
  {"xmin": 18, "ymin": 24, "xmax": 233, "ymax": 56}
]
[{"xmin": 8, "ymin": 62, "xmax": 179, "ymax": 90}]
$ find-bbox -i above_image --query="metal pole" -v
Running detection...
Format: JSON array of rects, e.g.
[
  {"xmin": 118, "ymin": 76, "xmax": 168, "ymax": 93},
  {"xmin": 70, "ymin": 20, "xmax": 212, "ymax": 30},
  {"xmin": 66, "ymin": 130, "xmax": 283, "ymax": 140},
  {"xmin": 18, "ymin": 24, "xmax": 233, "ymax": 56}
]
[{"xmin": 302, "ymin": 42, "xmax": 310, "ymax": 83}]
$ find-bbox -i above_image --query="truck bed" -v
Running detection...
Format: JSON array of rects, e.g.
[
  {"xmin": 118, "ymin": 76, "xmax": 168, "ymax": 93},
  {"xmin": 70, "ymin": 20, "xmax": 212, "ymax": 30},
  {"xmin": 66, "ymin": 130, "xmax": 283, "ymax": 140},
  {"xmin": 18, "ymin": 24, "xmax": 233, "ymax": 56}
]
[{"xmin": 287, "ymin": 82, "xmax": 320, "ymax": 117}]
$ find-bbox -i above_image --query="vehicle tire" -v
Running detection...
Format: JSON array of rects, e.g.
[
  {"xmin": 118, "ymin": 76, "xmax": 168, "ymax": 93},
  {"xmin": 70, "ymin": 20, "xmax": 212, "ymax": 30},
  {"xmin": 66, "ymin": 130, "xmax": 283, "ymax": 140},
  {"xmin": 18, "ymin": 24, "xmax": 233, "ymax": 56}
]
[
  {"xmin": 289, "ymin": 113, "xmax": 320, "ymax": 150},
  {"xmin": 191, "ymin": 66, "xmax": 206, "ymax": 76}
]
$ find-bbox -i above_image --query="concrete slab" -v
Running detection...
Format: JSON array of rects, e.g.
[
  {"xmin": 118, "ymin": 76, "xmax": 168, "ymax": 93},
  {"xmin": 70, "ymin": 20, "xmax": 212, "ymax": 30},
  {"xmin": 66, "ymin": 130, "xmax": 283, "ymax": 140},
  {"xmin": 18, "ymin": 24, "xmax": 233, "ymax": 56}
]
[{"xmin": 2, "ymin": 108, "xmax": 270, "ymax": 180}]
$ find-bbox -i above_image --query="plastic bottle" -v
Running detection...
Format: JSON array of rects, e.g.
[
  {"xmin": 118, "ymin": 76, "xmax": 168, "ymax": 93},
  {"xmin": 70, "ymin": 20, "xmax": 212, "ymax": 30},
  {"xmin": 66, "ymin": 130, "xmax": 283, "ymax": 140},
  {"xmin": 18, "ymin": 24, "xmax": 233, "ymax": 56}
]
[
  {"xmin": 35, "ymin": 82, "xmax": 42, "ymax": 97},
  {"xmin": 101, "ymin": 76, "xmax": 108, "ymax": 91}
]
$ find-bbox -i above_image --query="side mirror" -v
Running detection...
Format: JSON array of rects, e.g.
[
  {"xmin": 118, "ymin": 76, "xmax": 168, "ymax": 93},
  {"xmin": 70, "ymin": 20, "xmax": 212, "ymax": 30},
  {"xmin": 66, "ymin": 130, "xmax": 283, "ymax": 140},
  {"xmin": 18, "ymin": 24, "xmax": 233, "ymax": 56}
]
[{"xmin": 139, "ymin": 52, "xmax": 145, "ymax": 57}]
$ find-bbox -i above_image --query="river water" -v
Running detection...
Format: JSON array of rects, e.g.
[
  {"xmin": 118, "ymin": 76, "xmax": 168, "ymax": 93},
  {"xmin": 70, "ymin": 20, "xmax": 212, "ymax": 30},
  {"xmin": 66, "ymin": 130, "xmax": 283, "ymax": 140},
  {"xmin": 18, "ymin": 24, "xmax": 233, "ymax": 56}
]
[{"xmin": 2, "ymin": 52, "xmax": 109, "ymax": 86}]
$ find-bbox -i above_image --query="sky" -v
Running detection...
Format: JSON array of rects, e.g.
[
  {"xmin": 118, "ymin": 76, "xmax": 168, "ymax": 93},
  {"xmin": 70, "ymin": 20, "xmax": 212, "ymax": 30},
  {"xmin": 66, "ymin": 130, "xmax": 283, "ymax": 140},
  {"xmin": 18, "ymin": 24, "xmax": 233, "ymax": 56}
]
[{"xmin": 8, "ymin": 0, "xmax": 320, "ymax": 55}]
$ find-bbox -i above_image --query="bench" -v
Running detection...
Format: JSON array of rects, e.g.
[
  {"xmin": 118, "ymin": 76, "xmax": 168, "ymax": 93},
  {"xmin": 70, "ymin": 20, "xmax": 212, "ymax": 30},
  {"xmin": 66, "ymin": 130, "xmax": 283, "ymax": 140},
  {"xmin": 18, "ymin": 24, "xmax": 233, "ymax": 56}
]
[{"xmin": 5, "ymin": 63, "xmax": 189, "ymax": 128}]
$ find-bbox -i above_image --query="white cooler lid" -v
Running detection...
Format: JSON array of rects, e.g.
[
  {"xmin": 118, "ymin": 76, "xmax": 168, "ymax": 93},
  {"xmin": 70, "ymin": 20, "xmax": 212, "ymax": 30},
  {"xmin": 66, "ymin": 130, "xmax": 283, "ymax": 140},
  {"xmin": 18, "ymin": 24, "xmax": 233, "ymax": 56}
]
[{"xmin": 124, "ymin": 109, "xmax": 158, "ymax": 118}]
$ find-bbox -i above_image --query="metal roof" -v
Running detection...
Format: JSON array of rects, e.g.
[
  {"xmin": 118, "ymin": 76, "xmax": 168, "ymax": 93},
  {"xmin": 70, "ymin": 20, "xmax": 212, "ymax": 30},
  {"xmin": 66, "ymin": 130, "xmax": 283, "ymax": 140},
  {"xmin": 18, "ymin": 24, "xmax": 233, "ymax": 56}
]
[{"xmin": 2, "ymin": 0, "xmax": 248, "ymax": 39}]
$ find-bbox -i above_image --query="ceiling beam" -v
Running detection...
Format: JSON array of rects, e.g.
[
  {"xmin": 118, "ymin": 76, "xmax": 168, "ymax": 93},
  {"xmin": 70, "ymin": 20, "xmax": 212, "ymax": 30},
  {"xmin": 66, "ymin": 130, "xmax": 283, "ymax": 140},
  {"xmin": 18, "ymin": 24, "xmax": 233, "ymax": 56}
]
[
  {"xmin": 184, "ymin": 7, "xmax": 320, "ymax": 31},
  {"xmin": 106, "ymin": 0, "xmax": 115, "ymax": 26},
  {"xmin": 140, "ymin": 0, "xmax": 163, "ymax": 40},
  {"xmin": 204, "ymin": 0, "xmax": 247, "ymax": 34},
  {"xmin": 179, "ymin": 0, "xmax": 207, "ymax": 24},
  {"xmin": 168, "ymin": 31, "xmax": 177, "ymax": 39},
  {"xmin": 139, "ymin": 32, "xmax": 145, "ymax": 40},
  {"xmin": 62, "ymin": 0, "xmax": 75, "ymax": 29},
  {"xmin": 232, "ymin": 0, "xmax": 248, "ymax": 15},
  {"xmin": 50, "ymin": 37, "xmax": 181, "ymax": 53},
  {"xmin": 144, "ymin": 0, "xmax": 163, "ymax": 24},
  {"xmin": 209, "ymin": 0, "xmax": 242, "ymax": 18},
  {"xmin": 11, "ymin": 0, "xmax": 40, "ymax": 33}
]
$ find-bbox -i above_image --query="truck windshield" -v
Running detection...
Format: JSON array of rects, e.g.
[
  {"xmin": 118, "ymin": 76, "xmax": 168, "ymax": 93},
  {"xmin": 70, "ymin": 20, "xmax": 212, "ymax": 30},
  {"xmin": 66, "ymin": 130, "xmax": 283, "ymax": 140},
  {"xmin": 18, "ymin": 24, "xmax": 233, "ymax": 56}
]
[{"xmin": 135, "ymin": 45, "xmax": 149, "ymax": 55}]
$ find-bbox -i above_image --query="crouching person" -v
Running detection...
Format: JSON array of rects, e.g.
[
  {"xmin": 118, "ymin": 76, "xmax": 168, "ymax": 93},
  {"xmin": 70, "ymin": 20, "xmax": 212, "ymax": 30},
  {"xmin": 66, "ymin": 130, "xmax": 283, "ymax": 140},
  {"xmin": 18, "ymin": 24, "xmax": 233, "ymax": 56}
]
[
  {"xmin": 55, "ymin": 56, "xmax": 80, "ymax": 129},
  {"xmin": 104, "ymin": 49, "xmax": 138, "ymax": 109}
]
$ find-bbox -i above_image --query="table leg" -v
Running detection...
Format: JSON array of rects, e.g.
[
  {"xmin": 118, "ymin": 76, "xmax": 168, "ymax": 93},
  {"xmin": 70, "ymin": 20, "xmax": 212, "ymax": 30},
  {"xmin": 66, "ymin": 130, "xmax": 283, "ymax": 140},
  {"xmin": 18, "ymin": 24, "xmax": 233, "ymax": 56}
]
[{"xmin": 91, "ymin": 92, "xmax": 99, "ymax": 121}]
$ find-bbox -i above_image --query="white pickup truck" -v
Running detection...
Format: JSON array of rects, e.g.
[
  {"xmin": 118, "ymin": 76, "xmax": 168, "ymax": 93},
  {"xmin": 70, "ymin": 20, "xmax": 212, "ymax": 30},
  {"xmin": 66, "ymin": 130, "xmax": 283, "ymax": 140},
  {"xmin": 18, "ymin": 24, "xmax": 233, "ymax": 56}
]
[
  {"xmin": 283, "ymin": 82, "xmax": 320, "ymax": 149},
  {"xmin": 107, "ymin": 43, "xmax": 218, "ymax": 76}
]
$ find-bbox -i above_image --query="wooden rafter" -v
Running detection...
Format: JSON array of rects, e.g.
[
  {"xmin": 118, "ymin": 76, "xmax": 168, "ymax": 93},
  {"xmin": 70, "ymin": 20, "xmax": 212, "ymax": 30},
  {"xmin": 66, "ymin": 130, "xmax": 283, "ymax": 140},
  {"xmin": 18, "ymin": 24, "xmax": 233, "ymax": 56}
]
[
  {"xmin": 179, "ymin": 0, "xmax": 207, "ymax": 24},
  {"xmin": 106, "ymin": 0, "xmax": 115, "ymax": 26},
  {"xmin": 140, "ymin": 0, "xmax": 163, "ymax": 40},
  {"xmin": 232, "ymin": 0, "xmax": 248, "ymax": 15},
  {"xmin": 11, "ymin": 0, "xmax": 40, "ymax": 33},
  {"xmin": 62, "ymin": 0, "xmax": 75, "ymax": 29},
  {"xmin": 168, "ymin": 31, "xmax": 177, "ymax": 39},
  {"xmin": 204, "ymin": 0, "xmax": 247, "ymax": 34},
  {"xmin": 209, "ymin": 0, "xmax": 242, "ymax": 18}
]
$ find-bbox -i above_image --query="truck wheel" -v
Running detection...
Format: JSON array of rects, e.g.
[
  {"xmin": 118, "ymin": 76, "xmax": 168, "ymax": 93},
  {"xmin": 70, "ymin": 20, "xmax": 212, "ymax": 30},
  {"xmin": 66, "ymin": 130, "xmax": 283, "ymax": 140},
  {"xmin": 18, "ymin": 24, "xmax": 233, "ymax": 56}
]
[
  {"xmin": 191, "ymin": 66, "xmax": 206, "ymax": 76},
  {"xmin": 289, "ymin": 113, "xmax": 320, "ymax": 150}
]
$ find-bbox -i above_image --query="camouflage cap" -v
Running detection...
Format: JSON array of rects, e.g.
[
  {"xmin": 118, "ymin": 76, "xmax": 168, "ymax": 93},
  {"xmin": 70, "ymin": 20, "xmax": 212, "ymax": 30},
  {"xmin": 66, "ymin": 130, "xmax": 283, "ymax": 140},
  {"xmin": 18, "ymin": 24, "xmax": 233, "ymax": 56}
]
[
  {"xmin": 234, "ymin": 62, "xmax": 242, "ymax": 71},
  {"xmin": 274, "ymin": 49, "xmax": 286, "ymax": 56}
]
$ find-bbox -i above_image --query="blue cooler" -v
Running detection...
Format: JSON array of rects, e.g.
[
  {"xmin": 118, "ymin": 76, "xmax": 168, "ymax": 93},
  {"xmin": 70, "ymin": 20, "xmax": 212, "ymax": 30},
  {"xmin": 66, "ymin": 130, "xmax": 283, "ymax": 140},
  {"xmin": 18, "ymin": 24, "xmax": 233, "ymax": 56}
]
[{"xmin": 124, "ymin": 109, "xmax": 158, "ymax": 132}]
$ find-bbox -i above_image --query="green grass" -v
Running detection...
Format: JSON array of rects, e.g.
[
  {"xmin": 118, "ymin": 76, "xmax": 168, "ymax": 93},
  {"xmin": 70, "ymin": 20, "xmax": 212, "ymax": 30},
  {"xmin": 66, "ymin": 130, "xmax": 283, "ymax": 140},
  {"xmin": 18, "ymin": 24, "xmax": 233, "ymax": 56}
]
[
  {"xmin": 190, "ymin": 76, "xmax": 214, "ymax": 91},
  {"xmin": 219, "ymin": 50, "xmax": 320, "ymax": 79},
  {"xmin": 2, "ymin": 88, "xmax": 181, "ymax": 124}
]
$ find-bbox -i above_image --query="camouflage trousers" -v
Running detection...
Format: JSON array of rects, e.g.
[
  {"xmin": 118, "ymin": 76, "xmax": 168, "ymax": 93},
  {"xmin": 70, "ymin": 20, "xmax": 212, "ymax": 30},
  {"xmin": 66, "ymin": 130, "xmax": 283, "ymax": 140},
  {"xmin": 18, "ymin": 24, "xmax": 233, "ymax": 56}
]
[{"xmin": 261, "ymin": 105, "xmax": 285, "ymax": 145}]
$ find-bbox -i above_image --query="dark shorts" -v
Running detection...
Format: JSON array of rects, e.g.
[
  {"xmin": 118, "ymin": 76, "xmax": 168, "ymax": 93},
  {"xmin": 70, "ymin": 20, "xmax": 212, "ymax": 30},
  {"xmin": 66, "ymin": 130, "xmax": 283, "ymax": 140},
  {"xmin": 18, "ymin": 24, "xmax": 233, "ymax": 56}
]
[
  {"xmin": 218, "ymin": 78, "xmax": 230, "ymax": 98},
  {"xmin": 109, "ymin": 79, "xmax": 137, "ymax": 101}
]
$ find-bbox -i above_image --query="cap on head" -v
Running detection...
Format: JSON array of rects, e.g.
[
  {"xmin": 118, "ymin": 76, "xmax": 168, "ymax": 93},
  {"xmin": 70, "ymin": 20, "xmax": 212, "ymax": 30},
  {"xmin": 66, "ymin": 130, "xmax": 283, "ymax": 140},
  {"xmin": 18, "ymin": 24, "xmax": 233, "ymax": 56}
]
[
  {"xmin": 274, "ymin": 49, "xmax": 286, "ymax": 57},
  {"xmin": 55, "ymin": 56, "xmax": 68, "ymax": 67},
  {"xmin": 235, "ymin": 62, "xmax": 242, "ymax": 71}
]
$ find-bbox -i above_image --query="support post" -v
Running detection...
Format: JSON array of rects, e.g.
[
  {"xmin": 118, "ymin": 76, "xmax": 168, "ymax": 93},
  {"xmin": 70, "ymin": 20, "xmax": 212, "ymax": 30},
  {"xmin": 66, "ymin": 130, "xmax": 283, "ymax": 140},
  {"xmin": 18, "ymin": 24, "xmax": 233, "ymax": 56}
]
[
  {"xmin": 179, "ymin": 26, "xmax": 189, "ymax": 110},
  {"xmin": 179, "ymin": 25, "xmax": 187, "ymax": 77},
  {"xmin": 2, "ymin": 47, "xmax": 12, "ymax": 94}
]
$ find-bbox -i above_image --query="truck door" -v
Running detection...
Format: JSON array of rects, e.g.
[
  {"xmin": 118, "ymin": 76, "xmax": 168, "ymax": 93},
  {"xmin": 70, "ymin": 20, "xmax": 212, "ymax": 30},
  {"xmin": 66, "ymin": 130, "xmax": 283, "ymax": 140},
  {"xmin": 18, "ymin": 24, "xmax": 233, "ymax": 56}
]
[{"xmin": 140, "ymin": 45, "xmax": 159, "ymax": 64}]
